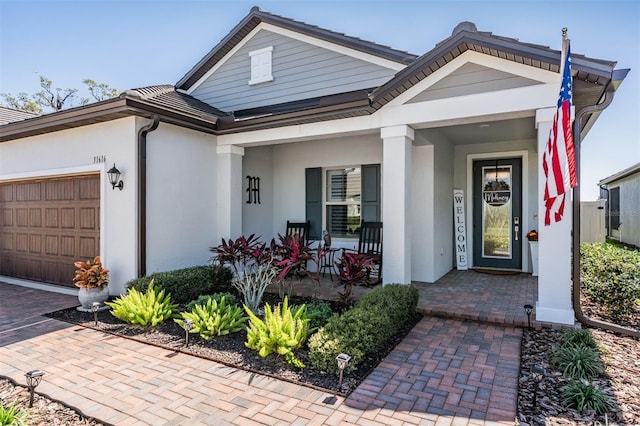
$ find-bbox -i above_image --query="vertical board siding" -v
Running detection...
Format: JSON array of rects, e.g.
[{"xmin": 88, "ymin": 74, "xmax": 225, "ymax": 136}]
[
  {"xmin": 408, "ymin": 63, "xmax": 539, "ymax": 103},
  {"xmin": 0, "ymin": 175, "xmax": 100, "ymax": 287},
  {"xmin": 191, "ymin": 29, "xmax": 397, "ymax": 112}
]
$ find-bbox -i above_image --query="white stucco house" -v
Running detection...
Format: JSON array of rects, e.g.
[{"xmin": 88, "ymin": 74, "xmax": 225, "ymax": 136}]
[
  {"xmin": 599, "ymin": 162, "xmax": 640, "ymax": 248},
  {"xmin": 0, "ymin": 7, "xmax": 629, "ymax": 325}
]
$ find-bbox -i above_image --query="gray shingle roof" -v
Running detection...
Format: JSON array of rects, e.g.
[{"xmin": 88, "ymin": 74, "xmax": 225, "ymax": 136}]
[
  {"xmin": 121, "ymin": 85, "xmax": 227, "ymax": 120},
  {"xmin": 0, "ymin": 106, "xmax": 39, "ymax": 125}
]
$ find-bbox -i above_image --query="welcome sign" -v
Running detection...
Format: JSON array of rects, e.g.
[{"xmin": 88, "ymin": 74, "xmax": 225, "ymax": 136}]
[{"xmin": 453, "ymin": 189, "xmax": 468, "ymax": 270}]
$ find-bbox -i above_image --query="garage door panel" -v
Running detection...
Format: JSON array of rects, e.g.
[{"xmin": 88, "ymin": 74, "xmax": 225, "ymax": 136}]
[
  {"xmin": 16, "ymin": 182, "xmax": 41, "ymax": 201},
  {"xmin": 45, "ymin": 208, "xmax": 59, "ymax": 228},
  {"xmin": 79, "ymin": 208, "xmax": 96, "ymax": 229},
  {"xmin": 1, "ymin": 233, "xmax": 13, "ymax": 250},
  {"xmin": 16, "ymin": 209, "xmax": 28, "ymax": 227},
  {"xmin": 29, "ymin": 208, "xmax": 42, "ymax": 227},
  {"xmin": 60, "ymin": 208, "xmax": 75, "ymax": 228},
  {"xmin": 0, "ymin": 175, "xmax": 100, "ymax": 287},
  {"xmin": 45, "ymin": 235, "xmax": 59, "ymax": 255},
  {"xmin": 1, "ymin": 209, "xmax": 12, "ymax": 226},
  {"xmin": 0, "ymin": 186, "xmax": 12, "ymax": 202},
  {"xmin": 79, "ymin": 177, "xmax": 100, "ymax": 199},
  {"xmin": 60, "ymin": 235, "xmax": 75, "ymax": 257},
  {"xmin": 29, "ymin": 234, "xmax": 42, "ymax": 254},
  {"xmin": 16, "ymin": 233, "xmax": 28, "ymax": 252},
  {"xmin": 79, "ymin": 236, "xmax": 98, "ymax": 258}
]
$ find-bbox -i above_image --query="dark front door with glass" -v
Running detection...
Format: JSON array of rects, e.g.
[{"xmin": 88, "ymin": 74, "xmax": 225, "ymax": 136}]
[{"xmin": 473, "ymin": 158, "xmax": 522, "ymax": 270}]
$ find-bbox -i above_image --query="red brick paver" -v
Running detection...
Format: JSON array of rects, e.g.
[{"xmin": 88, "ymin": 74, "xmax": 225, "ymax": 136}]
[{"xmin": 1, "ymin": 280, "xmax": 521, "ymax": 425}]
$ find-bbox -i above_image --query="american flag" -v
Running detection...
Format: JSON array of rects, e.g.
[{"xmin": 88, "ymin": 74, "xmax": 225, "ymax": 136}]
[{"xmin": 543, "ymin": 40, "xmax": 576, "ymax": 226}]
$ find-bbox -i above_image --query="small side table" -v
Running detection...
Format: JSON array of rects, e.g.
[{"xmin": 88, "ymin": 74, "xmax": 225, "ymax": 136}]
[{"xmin": 318, "ymin": 247, "xmax": 338, "ymax": 281}]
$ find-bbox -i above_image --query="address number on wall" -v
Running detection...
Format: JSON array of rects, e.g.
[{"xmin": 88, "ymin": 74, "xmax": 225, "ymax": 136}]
[{"xmin": 93, "ymin": 155, "xmax": 107, "ymax": 164}]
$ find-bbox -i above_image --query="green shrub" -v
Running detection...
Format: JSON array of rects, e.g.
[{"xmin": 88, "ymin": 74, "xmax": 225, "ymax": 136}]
[
  {"xmin": 308, "ymin": 284, "xmax": 418, "ymax": 375},
  {"xmin": 107, "ymin": 280, "xmax": 177, "ymax": 326},
  {"xmin": 561, "ymin": 329, "xmax": 597, "ymax": 349},
  {"xmin": 0, "ymin": 403, "xmax": 29, "ymax": 426},
  {"xmin": 186, "ymin": 292, "xmax": 237, "ymax": 311},
  {"xmin": 560, "ymin": 380, "xmax": 614, "ymax": 413},
  {"xmin": 175, "ymin": 296, "xmax": 246, "ymax": 340},
  {"xmin": 551, "ymin": 343, "xmax": 604, "ymax": 380},
  {"xmin": 358, "ymin": 284, "xmax": 419, "ymax": 326},
  {"xmin": 245, "ymin": 296, "xmax": 311, "ymax": 368},
  {"xmin": 126, "ymin": 265, "xmax": 233, "ymax": 304},
  {"xmin": 300, "ymin": 302, "xmax": 334, "ymax": 331},
  {"xmin": 581, "ymin": 242, "xmax": 640, "ymax": 320}
]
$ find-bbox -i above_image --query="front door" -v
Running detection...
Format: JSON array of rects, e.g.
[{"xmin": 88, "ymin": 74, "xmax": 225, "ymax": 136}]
[{"xmin": 473, "ymin": 158, "xmax": 522, "ymax": 269}]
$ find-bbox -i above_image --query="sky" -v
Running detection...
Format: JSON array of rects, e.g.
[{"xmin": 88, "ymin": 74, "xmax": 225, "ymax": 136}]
[{"xmin": 1, "ymin": 0, "xmax": 638, "ymax": 200}]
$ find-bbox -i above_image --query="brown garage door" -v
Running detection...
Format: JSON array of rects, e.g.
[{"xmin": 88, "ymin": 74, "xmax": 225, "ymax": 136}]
[{"xmin": 0, "ymin": 175, "xmax": 100, "ymax": 287}]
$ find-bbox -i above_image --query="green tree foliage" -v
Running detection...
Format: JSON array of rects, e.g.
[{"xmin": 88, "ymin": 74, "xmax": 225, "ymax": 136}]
[{"xmin": 1, "ymin": 75, "xmax": 119, "ymax": 114}]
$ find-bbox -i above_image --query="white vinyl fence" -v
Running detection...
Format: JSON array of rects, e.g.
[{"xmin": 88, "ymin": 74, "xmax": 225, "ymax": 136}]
[{"xmin": 580, "ymin": 200, "xmax": 606, "ymax": 243}]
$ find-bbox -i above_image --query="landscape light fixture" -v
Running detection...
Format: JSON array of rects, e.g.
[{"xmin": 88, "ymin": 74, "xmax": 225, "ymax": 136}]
[
  {"xmin": 25, "ymin": 369, "xmax": 44, "ymax": 407},
  {"xmin": 182, "ymin": 319, "xmax": 193, "ymax": 346},
  {"xmin": 91, "ymin": 302, "xmax": 100, "ymax": 326},
  {"xmin": 107, "ymin": 163, "xmax": 124, "ymax": 191},
  {"xmin": 336, "ymin": 353, "xmax": 351, "ymax": 391},
  {"xmin": 524, "ymin": 304, "xmax": 533, "ymax": 329},
  {"xmin": 531, "ymin": 364, "xmax": 546, "ymax": 410}
]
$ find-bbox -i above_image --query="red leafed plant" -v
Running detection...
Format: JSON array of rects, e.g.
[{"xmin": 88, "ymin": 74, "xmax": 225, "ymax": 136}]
[
  {"xmin": 73, "ymin": 256, "xmax": 110, "ymax": 289},
  {"xmin": 336, "ymin": 252, "xmax": 374, "ymax": 308}
]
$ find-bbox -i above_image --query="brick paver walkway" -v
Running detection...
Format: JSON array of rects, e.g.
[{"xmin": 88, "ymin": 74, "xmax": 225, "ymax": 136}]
[{"xmin": 1, "ymin": 279, "xmax": 522, "ymax": 425}]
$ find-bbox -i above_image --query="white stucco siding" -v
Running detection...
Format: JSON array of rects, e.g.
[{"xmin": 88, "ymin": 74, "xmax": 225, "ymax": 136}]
[
  {"xmin": 242, "ymin": 146, "xmax": 274, "ymax": 240},
  {"xmin": 0, "ymin": 117, "xmax": 138, "ymax": 294},
  {"xmin": 145, "ymin": 122, "xmax": 217, "ymax": 274},
  {"xmin": 433, "ymin": 139, "xmax": 455, "ymax": 280},
  {"xmin": 410, "ymin": 144, "xmax": 435, "ymax": 282},
  {"xmin": 271, "ymin": 134, "xmax": 382, "ymax": 247}
]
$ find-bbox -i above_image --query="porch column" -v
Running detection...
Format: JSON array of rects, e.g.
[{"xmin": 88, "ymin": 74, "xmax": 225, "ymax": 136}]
[
  {"xmin": 381, "ymin": 125, "xmax": 414, "ymax": 284},
  {"xmin": 535, "ymin": 108, "xmax": 575, "ymax": 325},
  {"xmin": 217, "ymin": 145, "xmax": 244, "ymax": 241}
]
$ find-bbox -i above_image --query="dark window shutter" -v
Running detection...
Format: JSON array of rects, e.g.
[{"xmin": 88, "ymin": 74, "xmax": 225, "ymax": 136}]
[
  {"xmin": 305, "ymin": 167, "xmax": 322, "ymax": 240},
  {"xmin": 610, "ymin": 187, "xmax": 620, "ymax": 230},
  {"xmin": 361, "ymin": 164, "xmax": 381, "ymax": 221}
]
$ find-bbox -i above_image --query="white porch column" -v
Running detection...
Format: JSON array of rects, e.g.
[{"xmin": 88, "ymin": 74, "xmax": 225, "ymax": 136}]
[
  {"xmin": 535, "ymin": 108, "xmax": 575, "ymax": 325},
  {"xmin": 381, "ymin": 125, "xmax": 414, "ymax": 284},
  {"xmin": 217, "ymin": 145, "xmax": 244, "ymax": 241}
]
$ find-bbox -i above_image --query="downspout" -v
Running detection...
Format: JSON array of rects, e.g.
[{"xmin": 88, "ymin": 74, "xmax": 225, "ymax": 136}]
[
  {"xmin": 138, "ymin": 115, "xmax": 160, "ymax": 278},
  {"xmin": 598, "ymin": 183, "xmax": 610, "ymax": 238},
  {"xmin": 572, "ymin": 90, "xmax": 640, "ymax": 338}
]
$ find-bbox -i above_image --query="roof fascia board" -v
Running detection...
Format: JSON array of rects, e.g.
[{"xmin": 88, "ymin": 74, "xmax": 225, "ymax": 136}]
[
  {"xmin": 385, "ymin": 50, "xmax": 558, "ymax": 108},
  {"xmin": 184, "ymin": 21, "xmax": 406, "ymax": 95},
  {"xmin": 599, "ymin": 162, "xmax": 640, "ymax": 185},
  {"xmin": 0, "ymin": 98, "xmax": 217, "ymax": 143}
]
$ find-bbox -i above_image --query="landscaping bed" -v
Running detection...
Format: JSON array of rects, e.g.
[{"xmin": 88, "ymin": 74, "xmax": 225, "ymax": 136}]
[{"xmin": 46, "ymin": 292, "xmax": 423, "ymax": 396}]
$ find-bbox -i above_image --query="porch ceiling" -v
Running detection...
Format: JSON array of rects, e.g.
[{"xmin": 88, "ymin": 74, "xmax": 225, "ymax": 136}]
[{"xmin": 419, "ymin": 116, "xmax": 536, "ymax": 145}]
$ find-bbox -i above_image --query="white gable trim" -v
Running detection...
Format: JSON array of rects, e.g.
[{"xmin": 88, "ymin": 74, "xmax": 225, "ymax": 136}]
[
  {"xmin": 185, "ymin": 22, "xmax": 405, "ymax": 95},
  {"xmin": 386, "ymin": 51, "xmax": 560, "ymax": 107}
]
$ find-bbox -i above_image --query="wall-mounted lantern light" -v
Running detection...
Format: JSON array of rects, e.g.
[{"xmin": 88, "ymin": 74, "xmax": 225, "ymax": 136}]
[{"xmin": 107, "ymin": 163, "xmax": 124, "ymax": 190}]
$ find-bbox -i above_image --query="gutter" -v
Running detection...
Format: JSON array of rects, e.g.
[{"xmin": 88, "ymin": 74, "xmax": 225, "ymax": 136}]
[
  {"xmin": 572, "ymin": 88, "xmax": 640, "ymax": 339},
  {"xmin": 137, "ymin": 115, "xmax": 160, "ymax": 278}
]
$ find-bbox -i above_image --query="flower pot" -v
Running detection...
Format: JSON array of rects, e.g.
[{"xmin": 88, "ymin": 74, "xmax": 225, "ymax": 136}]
[
  {"xmin": 529, "ymin": 241, "xmax": 539, "ymax": 277},
  {"xmin": 77, "ymin": 286, "xmax": 109, "ymax": 312}
]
